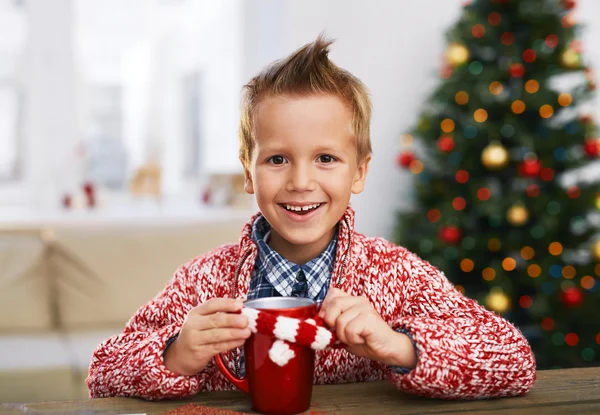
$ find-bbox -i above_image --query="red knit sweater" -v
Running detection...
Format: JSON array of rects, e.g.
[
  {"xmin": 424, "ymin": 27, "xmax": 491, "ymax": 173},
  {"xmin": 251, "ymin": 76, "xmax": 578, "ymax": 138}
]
[{"xmin": 87, "ymin": 207, "xmax": 536, "ymax": 400}]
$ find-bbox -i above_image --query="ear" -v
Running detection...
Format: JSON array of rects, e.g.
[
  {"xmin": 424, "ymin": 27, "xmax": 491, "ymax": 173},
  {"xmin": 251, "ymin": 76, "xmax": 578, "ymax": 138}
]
[
  {"xmin": 351, "ymin": 154, "xmax": 371, "ymax": 194},
  {"xmin": 244, "ymin": 167, "xmax": 255, "ymax": 195}
]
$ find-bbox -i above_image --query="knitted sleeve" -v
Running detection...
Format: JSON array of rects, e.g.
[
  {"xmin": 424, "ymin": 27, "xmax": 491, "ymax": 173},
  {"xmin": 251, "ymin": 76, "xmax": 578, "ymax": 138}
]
[
  {"xmin": 386, "ymin": 249, "xmax": 536, "ymax": 399},
  {"xmin": 86, "ymin": 258, "xmax": 213, "ymax": 399}
]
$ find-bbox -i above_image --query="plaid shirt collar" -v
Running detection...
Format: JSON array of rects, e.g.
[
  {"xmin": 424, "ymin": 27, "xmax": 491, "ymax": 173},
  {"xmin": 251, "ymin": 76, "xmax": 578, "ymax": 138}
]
[{"xmin": 251, "ymin": 216, "xmax": 337, "ymax": 299}]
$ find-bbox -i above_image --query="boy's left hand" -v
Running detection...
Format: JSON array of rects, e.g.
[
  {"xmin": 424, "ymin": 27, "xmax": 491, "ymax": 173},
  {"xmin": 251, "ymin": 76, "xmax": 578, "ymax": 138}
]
[{"xmin": 319, "ymin": 288, "xmax": 417, "ymax": 369}]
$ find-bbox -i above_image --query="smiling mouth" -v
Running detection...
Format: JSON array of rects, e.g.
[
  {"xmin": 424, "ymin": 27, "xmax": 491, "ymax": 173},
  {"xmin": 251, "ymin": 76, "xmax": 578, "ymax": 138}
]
[{"xmin": 280, "ymin": 203, "xmax": 323, "ymax": 215}]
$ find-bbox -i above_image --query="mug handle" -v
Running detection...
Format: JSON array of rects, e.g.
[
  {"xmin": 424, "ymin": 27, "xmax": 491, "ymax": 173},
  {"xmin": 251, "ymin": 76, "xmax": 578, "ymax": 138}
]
[{"xmin": 214, "ymin": 352, "xmax": 249, "ymax": 393}]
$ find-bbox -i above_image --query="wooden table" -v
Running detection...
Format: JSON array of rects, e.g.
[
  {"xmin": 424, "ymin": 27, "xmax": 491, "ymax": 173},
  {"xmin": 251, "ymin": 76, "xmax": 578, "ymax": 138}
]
[{"xmin": 2, "ymin": 367, "xmax": 600, "ymax": 415}]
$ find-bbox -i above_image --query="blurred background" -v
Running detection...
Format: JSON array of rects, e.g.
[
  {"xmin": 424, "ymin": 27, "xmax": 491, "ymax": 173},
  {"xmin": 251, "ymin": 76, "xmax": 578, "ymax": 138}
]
[{"xmin": 0, "ymin": 0, "xmax": 599, "ymax": 403}]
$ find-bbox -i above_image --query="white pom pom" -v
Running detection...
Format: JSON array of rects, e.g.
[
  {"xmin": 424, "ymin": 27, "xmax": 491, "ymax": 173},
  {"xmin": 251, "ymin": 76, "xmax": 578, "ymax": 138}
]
[
  {"xmin": 269, "ymin": 340, "xmax": 295, "ymax": 366},
  {"xmin": 241, "ymin": 308, "xmax": 259, "ymax": 333}
]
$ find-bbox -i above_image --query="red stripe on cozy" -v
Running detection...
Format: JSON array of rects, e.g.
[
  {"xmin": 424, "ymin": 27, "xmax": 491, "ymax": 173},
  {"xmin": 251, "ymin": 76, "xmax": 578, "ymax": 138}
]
[
  {"xmin": 255, "ymin": 310, "xmax": 277, "ymax": 336},
  {"xmin": 295, "ymin": 321, "xmax": 318, "ymax": 347}
]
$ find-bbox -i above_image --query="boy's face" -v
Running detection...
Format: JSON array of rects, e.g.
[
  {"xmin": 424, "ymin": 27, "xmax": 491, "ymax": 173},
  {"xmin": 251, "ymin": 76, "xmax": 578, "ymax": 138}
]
[{"xmin": 244, "ymin": 94, "xmax": 370, "ymax": 261}]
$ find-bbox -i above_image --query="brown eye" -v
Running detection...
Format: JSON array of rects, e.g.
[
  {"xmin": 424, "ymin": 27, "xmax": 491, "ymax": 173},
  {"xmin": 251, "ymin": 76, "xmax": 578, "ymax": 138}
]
[
  {"xmin": 319, "ymin": 155, "xmax": 335, "ymax": 163},
  {"xmin": 269, "ymin": 155, "xmax": 286, "ymax": 165}
]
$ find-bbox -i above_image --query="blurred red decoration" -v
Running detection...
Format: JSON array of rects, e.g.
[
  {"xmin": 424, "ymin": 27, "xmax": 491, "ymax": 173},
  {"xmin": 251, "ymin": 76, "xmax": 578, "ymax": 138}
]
[
  {"xmin": 509, "ymin": 63, "xmax": 525, "ymax": 78},
  {"xmin": 580, "ymin": 114, "xmax": 594, "ymax": 124},
  {"xmin": 562, "ymin": 12, "xmax": 575, "ymax": 28},
  {"xmin": 488, "ymin": 12, "xmax": 502, "ymax": 26},
  {"xmin": 540, "ymin": 167, "xmax": 555, "ymax": 181},
  {"xmin": 545, "ymin": 34, "xmax": 559, "ymax": 48},
  {"xmin": 501, "ymin": 32, "xmax": 514, "ymax": 46},
  {"xmin": 569, "ymin": 40, "xmax": 584, "ymax": 53},
  {"xmin": 427, "ymin": 209, "xmax": 441, "ymax": 223},
  {"xmin": 62, "ymin": 194, "xmax": 72, "ymax": 209},
  {"xmin": 440, "ymin": 63, "xmax": 453, "ymax": 79},
  {"xmin": 526, "ymin": 184, "xmax": 540, "ymax": 197},
  {"xmin": 397, "ymin": 151, "xmax": 416, "ymax": 168},
  {"xmin": 439, "ymin": 225, "xmax": 462, "ymax": 245},
  {"xmin": 567, "ymin": 186, "xmax": 581, "ymax": 199},
  {"xmin": 82, "ymin": 182, "xmax": 96, "ymax": 208},
  {"xmin": 562, "ymin": 0, "xmax": 576, "ymax": 9},
  {"xmin": 472, "ymin": 24, "xmax": 485, "ymax": 38},
  {"xmin": 437, "ymin": 136, "xmax": 455, "ymax": 152},
  {"xmin": 456, "ymin": 169, "xmax": 470, "ymax": 184},
  {"xmin": 522, "ymin": 49, "xmax": 536, "ymax": 63},
  {"xmin": 519, "ymin": 159, "xmax": 542, "ymax": 177},
  {"xmin": 565, "ymin": 333, "xmax": 579, "ymax": 347},
  {"xmin": 561, "ymin": 287, "xmax": 583, "ymax": 308},
  {"xmin": 202, "ymin": 186, "xmax": 212, "ymax": 205},
  {"xmin": 583, "ymin": 139, "xmax": 599, "ymax": 157}
]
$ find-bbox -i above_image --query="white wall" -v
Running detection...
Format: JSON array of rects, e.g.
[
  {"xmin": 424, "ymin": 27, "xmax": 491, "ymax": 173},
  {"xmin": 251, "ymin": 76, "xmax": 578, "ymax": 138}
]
[{"xmin": 244, "ymin": 0, "xmax": 600, "ymax": 239}]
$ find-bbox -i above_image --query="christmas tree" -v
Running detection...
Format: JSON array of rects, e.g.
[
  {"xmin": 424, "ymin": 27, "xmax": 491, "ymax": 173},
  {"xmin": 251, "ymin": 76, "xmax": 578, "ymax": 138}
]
[{"xmin": 394, "ymin": 0, "xmax": 600, "ymax": 370}]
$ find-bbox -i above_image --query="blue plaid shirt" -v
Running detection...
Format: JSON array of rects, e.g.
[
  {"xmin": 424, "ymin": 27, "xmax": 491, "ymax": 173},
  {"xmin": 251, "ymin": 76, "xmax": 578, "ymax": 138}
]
[{"xmin": 246, "ymin": 215, "xmax": 337, "ymax": 304}]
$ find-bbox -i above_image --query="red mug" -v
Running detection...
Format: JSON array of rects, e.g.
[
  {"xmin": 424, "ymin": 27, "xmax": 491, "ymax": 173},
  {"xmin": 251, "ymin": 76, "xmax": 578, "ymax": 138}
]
[{"xmin": 215, "ymin": 297, "xmax": 316, "ymax": 415}]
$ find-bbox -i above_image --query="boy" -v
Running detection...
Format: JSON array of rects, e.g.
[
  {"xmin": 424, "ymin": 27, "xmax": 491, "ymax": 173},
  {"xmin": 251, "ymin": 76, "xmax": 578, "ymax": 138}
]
[{"xmin": 87, "ymin": 36, "xmax": 536, "ymax": 400}]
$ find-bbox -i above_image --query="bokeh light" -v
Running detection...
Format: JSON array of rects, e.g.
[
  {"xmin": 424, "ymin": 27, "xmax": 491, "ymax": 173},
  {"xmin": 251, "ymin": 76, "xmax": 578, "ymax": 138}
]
[
  {"xmin": 441, "ymin": 118, "xmax": 455, "ymax": 132},
  {"xmin": 528, "ymin": 264, "xmax": 542, "ymax": 278},
  {"xmin": 540, "ymin": 104, "xmax": 554, "ymax": 118},
  {"xmin": 558, "ymin": 93, "xmax": 572, "ymax": 106},
  {"xmin": 519, "ymin": 295, "xmax": 533, "ymax": 308},
  {"xmin": 455, "ymin": 91, "xmax": 469, "ymax": 105},
  {"xmin": 511, "ymin": 100, "xmax": 526, "ymax": 114},
  {"xmin": 456, "ymin": 170, "xmax": 469, "ymax": 183},
  {"xmin": 474, "ymin": 109, "xmax": 488, "ymax": 122},
  {"xmin": 563, "ymin": 266, "xmax": 576, "ymax": 279},
  {"xmin": 489, "ymin": 81, "xmax": 503, "ymax": 95},
  {"xmin": 502, "ymin": 257, "xmax": 517, "ymax": 271},
  {"xmin": 427, "ymin": 209, "xmax": 441, "ymax": 222},
  {"xmin": 460, "ymin": 258, "xmax": 475, "ymax": 272},
  {"xmin": 453, "ymin": 197, "xmax": 467, "ymax": 210},
  {"xmin": 549, "ymin": 242, "xmax": 563, "ymax": 256},
  {"xmin": 488, "ymin": 238, "xmax": 501, "ymax": 251},
  {"xmin": 581, "ymin": 275, "xmax": 595, "ymax": 290},
  {"xmin": 525, "ymin": 79, "xmax": 539, "ymax": 93},
  {"xmin": 521, "ymin": 246, "xmax": 535, "ymax": 260},
  {"xmin": 541, "ymin": 317, "xmax": 555, "ymax": 331},
  {"xmin": 482, "ymin": 267, "xmax": 496, "ymax": 281}
]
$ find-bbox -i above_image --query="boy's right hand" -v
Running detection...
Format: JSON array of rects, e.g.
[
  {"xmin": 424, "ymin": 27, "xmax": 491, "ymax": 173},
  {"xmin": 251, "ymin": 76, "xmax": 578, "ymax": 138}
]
[{"xmin": 164, "ymin": 298, "xmax": 251, "ymax": 376}]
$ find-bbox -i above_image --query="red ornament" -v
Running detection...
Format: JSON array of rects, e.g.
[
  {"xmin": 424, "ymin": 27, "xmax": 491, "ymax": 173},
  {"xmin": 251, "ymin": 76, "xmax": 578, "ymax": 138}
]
[
  {"xmin": 82, "ymin": 181, "xmax": 96, "ymax": 208},
  {"xmin": 397, "ymin": 151, "xmax": 416, "ymax": 168},
  {"xmin": 583, "ymin": 139, "xmax": 599, "ymax": 157},
  {"xmin": 440, "ymin": 63, "xmax": 453, "ymax": 79},
  {"xmin": 561, "ymin": 287, "xmax": 583, "ymax": 308},
  {"xmin": 580, "ymin": 114, "xmax": 594, "ymax": 124},
  {"xmin": 509, "ymin": 63, "xmax": 525, "ymax": 78},
  {"xmin": 522, "ymin": 49, "xmax": 536, "ymax": 63},
  {"xmin": 562, "ymin": 0, "xmax": 576, "ymax": 9},
  {"xmin": 437, "ymin": 136, "xmax": 455, "ymax": 152},
  {"xmin": 439, "ymin": 225, "xmax": 462, "ymax": 245},
  {"xmin": 545, "ymin": 34, "xmax": 559, "ymax": 49},
  {"xmin": 518, "ymin": 159, "xmax": 542, "ymax": 177}
]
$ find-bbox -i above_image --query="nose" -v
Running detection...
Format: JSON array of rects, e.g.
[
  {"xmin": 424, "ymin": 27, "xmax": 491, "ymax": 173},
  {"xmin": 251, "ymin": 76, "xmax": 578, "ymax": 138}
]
[{"xmin": 287, "ymin": 162, "xmax": 317, "ymax": 192}]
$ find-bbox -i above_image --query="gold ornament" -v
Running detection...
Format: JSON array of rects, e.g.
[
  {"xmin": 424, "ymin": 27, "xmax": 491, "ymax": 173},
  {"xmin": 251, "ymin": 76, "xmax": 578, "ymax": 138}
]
[
  {"xmin": 481, "ymin": 142, "xmax": 509, "ymax": 170},
  {"xmin": 592, "ymin": 240, "xmax": 600, "ymax": 262},
  {"xmin": 561, "ymin": 48, "xmax": 581, "ymax": 68},
  {"xmin": 446, "ymin": 43, "xmax": 470, "ymax": 67},
  {"xmin": 595, "ymin": 194, "xmax": 600, "ymax": 210},
  {"xmin": 485, "ymin": 290, "xmax": 510, "ymax": 313},
  {"xmin": 507, "ymin": 205, "xmax": 529, "ymax": 226}
]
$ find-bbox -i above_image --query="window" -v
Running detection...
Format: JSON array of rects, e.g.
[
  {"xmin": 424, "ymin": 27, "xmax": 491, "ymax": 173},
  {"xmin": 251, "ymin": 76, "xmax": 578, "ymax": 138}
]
[{"xmin": 0, "ymin": 82, "xmax": 22, "ymax": 182}]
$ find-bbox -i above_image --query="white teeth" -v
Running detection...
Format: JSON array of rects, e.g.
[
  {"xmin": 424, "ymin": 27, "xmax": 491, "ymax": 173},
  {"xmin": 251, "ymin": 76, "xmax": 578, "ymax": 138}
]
[{"xmin": 283, "ymin": 203, "xmax": 321, "ymax": 212}]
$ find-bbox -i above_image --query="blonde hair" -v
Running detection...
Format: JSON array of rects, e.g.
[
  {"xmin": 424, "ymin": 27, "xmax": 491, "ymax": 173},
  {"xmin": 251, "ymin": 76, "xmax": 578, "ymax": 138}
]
[{"xmin": 239, "ymin": 34, "xmax": 372, "ymax": 170}]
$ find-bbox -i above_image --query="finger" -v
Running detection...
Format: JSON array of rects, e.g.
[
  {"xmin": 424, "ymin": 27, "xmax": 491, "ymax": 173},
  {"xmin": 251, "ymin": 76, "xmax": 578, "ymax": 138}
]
[
  {"xmin": 193, "ymin": 312, "xmax": 248, "ymax": 331},
  {"xmin": 194, "ymin": 298, "xmax": 244, "ymax": 316},
  {"xmin": 333, "ymin": 307, "xmax": 361, "ymax": 344},
  {"xmin": 208, "ymin": 339, "xmax": 247, "ymax": 355},
  {"xmin": 319, "ymin": 288, "xmax": 346, "ymax": 314},
  {"xmin": 344, "ymin": 316, "xmax": 368, "ymax": 345},
  {"xmin": 321, "ymin": 296, "xmax": 364, "ymax": 327},
  {"xmin": 196, "ymin": 327, "xmax": 252, "ymax": 345}
]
